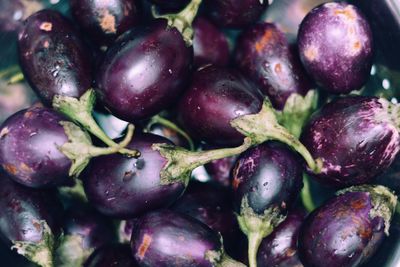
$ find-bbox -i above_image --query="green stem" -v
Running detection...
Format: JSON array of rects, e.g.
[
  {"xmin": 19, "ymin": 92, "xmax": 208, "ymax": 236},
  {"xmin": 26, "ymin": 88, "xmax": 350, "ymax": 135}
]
[
  {"xmin": 247, "ymin": 232, "xmax": 263, "ymax": 267},
  {"xmin": 301, "ymin": 173, "xmax": 316, "ymax": 213},
  {"xmin": 7, "ymin": 72, "xmax": 25, "ymax": 84},
  {"xmin": 156, "ymin": 0, "xmax": 202, "ymax": 45},
  {"xmin": 218, "ymin": 254, "xmax": 246, "ymax": 267},
  {"xmin": 148, "ymin": 115, "xmax": 195, "ymax": 151},
  {"xmin": 53, "ymin": 89, "xmax": 140, "ymax": 158}
]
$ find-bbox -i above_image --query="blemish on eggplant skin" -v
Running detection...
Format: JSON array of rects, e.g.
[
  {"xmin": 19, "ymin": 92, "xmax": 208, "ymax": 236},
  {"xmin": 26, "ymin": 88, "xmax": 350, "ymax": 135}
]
[
  {"xmin": 99, "ymin": 9, "xmax": 117, "ymax": 34},
  {"xmin": 39, "ymin": 22, "xmax": 53, "ymax": 32},
  {"xmin": 0, "ymin": 127, "xmax": 9, "ymax": 138},
  {"xmin": 3, "ymin": 164, "xmax": 18, "ymax": 175},
  {"xmin": 138, "ymin": 234, "xmax": 152, "ymax": 260}
]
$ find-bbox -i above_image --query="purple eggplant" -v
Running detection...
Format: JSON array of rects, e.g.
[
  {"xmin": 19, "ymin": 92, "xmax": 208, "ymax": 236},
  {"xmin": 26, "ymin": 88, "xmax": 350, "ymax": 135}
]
[
  {"xmin": 232, "ymin": 141, "xmax": 303, "ymax": 267},
  {"xmin": 85, "ymin": 244, "xmax": 137, "ymax": 267},
  {"xmin": 0, "ymin": 174, "xmax": 63, "ymax": 267},
  {"xmin": 299, "ymin": 185, "xmax": 397, "ymax": 267},
  {"xmin": 148, "ymin": 0, "xmax": 190, "ymax": 11},
  {"xmin": 95, "ymin": 0, "xmax": 202, "ymax": 122},
  {"xmin": 0, "ymin": 107, "xmax": 72, "ymax": 188},
  {"xmin": 178, "ymin": 65, "xmax": 263, "ymax": 146},
  {"xmin": 204, "ymin": 0, "xmax": 268, "ymax": 28},
  {"xmin": 193, "ymin": 17, "xmax": 230, "ymax": 68},
  {"xmin": 257, "ymin": 209, "xmax": 306, "ymax": 267},
  {"xmin": 83, "ymin": 133, "xmax": 186, "ymax": 218},
  {"xmin": 18, "ymin": 10, "xmax": 92, "ymax": 105},
  {"xmin": 297, "ymin": 2, "xmax": 373, "ymax": 94},
  {"xmin": 55, "ymin": 205, "xmax": 116, "ymax": 267},
  {"xmin": 204, "ymin": 155, "xmax": 237, "ymax": 188},
  {"xmin": 301, "ymin": 96, "xmax": 400, "ymax": 187},
  {"xmin": 234, "ymin": 22, "xmax": 313, "ymax": 110},
  {"xmin": 131, "ymin": 210, "xmax": 245, "ymax": 267},
  {"xmin": 0, "ymin": 0, "xmax": 43, "ymax": 33},
  {"xmin": 70, "ymin": 0, "xmax": 141, "ymax": 48},
  {"xmin": 171, "ymin": 181, "xmax": 243, "ymax": 257}
]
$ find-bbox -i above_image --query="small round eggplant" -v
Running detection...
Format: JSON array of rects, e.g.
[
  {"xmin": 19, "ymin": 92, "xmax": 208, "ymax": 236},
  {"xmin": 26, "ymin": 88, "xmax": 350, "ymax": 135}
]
[
  {"xmin": 205, "ymin": 0, "xmax": 268, "ymax": 28},
  {"xmin": 95, "ymin": 17, "xmax": 193, "ymax": 122},
  {"xmin": 18, "ymin": 10, "xmax": 92, "ymax": 105},
  {"xmin": 204, "ymin": 155, "xmax": 237, "ymax": 188},
  {"xmin": 0, "ymin": 107, "xmax": 72, "ymax": 188},
  {"xmin": 83, "ymin": 133, "xmax": 186, "ymax": 218},
  {"xmin": 70, "ymin": 0, "xmax": 141, "ymax": 48},
  {"xmin": 297, "ymin": 2, "xmax": 373, "ymax": 94},
  {"xmin": 257, "ymin": 209, "xmax": 306, "ymax": 267},
  {"xmin": 235, "ymin": 22, "xmax": 313, "ymax": 110},
  {"xmin": 85, "ymin": 244, "xmax": 137, "ymax": 267},
  {"xmin": 55, "ymin": 205, "xmax": 116, "ymax": 267},
  {"xmin": 0, "ymin": 0, "xmax": 43, "ymax": 33},
  {"xmin": 299, "ymin": 185, "xmax": 397, "ymax": 267},
  {"xmin": 131, "ymin": 210, "xmax": 245, "ymax": 267},
  {"xmin": 193, "ymin": 17, "xmax": 230, "ymax": 68},
  {"xmin": 0, "ymin": 175, "xmax": 63, "ymax": 267},
  {"xmin": 301, "ymin": 96, "xmax": 400, "ymax": 187},
  {"xmin": 178, "ymin": 65, "xmax": 263, "ymax": 146},
  {"xmin": 171, "ymin": 181, "xmax": 242, "ymax": 256},
  {"xmin": 232, "ymin": 141, "xmax": 303, "ymax": 267}
]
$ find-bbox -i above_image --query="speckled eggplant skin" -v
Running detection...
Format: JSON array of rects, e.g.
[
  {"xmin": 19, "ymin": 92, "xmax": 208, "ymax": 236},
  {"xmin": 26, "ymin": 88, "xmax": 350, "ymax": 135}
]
[
  {"xmin": 179, "ymin": 66, "xmax": 263, "ymax": 146},
  {"xmin": 85, "ymin": 244, "xmax": 137, "ymax": 267},
  {"xmin": 83, "ymin": 133, "xmax": 186, "ymax": 218},
  {"xmin": 63, "ymin": 205, "xmax": 115, "ymax": 250},
  {"xmin": 299, "ymin": 191, "xmax": 386, "ymax": 267},
  {"xmin": 70, "ymin": 0, "xmax": 141, "ymax": 48},
  {"xmin": 204, "ymin": 155, "xmax": 237, "ymax": 187},
  {"xmin": 0, "ymin": 0, "xmax": 43, "ymax": 32},
  {"xmin": 297, "ymin": 2, "xmax": 373, "ymax": 94},
  {"xmin": 301, "ymin": 96, "xmax": 400, "ymax": 187},
  {"xmin": 232, "ymin": 142, "xmax": 303, "ymax": 215},
  {"xmin": 0, "ymin": 175, "xmax": 62, "ymax": 247},
  {"xmin": 257, "ymin": 209, "xmax": 306, "ymax": 267},
  {"xmin": 235, "ymin": 22, "xmax": 312, "ymax": 110},
  {"xmin": 205, "ymin": 0, "xmax": 268, "ymax": 28},
  {"xmin": 96, "ymin": 19, "xmax": 192, "ymax": 122},
  {"xmin": 131, "ymin": 210, "xmax": 221, "ymax": 267},
  {"xmin": 18, "ymin": 10, "xmax": 92, "ymax": 105},
  {"xmin": 0, "ymin": 107, "xmax": 72, "ymax": 188},
  {"xmin": 193, "ymin": 17, "xmax": 230, "ymax": 68},
  {"xmin": 148, "ymin": 0, "xmax": 189, "ymax": 11},
  {"xmin": 171, "ymin": 181, "xmax": 241, "ymax": 256}
]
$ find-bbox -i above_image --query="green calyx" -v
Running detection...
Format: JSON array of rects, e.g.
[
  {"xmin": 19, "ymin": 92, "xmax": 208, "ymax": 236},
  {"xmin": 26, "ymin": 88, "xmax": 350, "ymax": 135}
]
[
  {"xmin": 231, "ymin": 98, "xmax": 322, "ymax": 173},
  {"xmin": 12, "ymin": 221, "xmax": 55, "ymax": 267},
  {"xmin": 54, "ymin": 234, "xmax": 93, "ymax": 267},
  {"xmin": 337, "ymin": 184, "xmax": 397, "ymax": 235}
]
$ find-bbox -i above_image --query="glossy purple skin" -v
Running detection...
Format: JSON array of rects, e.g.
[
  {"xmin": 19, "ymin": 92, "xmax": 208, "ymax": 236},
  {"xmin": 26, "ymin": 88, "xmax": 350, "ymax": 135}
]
[
  {"xmin": 148, "ymin": 0, "xmax": 189, "ymax": 11},
  {"xmin": 193, "ymin": 17, "xmax": 230, "ymax": 68},
  {"xmin": 96, "ymin": 19, "xmax": 192, "ymax": 122},
  {"xmin": 63, "ymin": 206, "xmax": 115, "ymax": 250},
  {"xmin": 179, "ymin": 66, "xmax": 263, "ymax": 146},
  {"xmin": 232, "ymin": 142, "xmax": 303, "ymax": 215},
  {"xmin": 235, "ymin": 22, "xmax": 313, "ymax": 110},
  {"xmin": 352, "ymin": 0, "xmax": 400, "ymax": 70},
  {"xmin": 0, "ymin": 175, "xmax": 62, "ymax": 246},
  {"xmin": 297, "ymin": 2, "xmax": 373, "ymax": 94},
  {"xmin": 70, "ymin": 0, "xmax": 141, "ymax": 48},
  {"xmin": 171, "ymin": 182, "xmax": 241, "ymax": 256},
  {"xmin": 0, "ymin": 0, "xmax": 43, "ymax": 32},
  {"xmin": 301, "ymin": 96, "xmax": 400, "ymax": 187},
  {"xmin": 18, "ymin": 10, "xmax": 92, "ymax": 105},
  {"xmin": 0, "ymin": 107, "xmax": 72, "ymax": 188},
  {"xmin": 204, "ymin": 155, "xmax": 237, "ymax": 187},
  {"xmin": 131, "ymin": 210, "xmax": 221, "ymax": 267},
  {"xmin": 205, "ymin": 0, "xmax": 268, "ymax": 28},
  {"xmin": 257, "ymin": 209, "xmax": 306, "ymax": 267},
  {"xmin": 85, "ymin": 244, "xmax": 137, "ymax": 267},
  {"xmin": 83, "ymin": 133, "xmax": 186, "ymax": 218},
  {"xmin": 299, "ymin": 191, "xmax": 386, "ymax": 267}
]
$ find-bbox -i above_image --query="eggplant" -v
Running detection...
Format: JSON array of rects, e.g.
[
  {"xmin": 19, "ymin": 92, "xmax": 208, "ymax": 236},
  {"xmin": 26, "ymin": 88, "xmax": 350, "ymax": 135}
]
[
  {"xmin": 297, "ymin": 2, "xmax": 373, "ymax": 94},
  {"xmin": 301, "ymin": 96, "xmax": 400, "ymax": 187},
  {"xmin": 18, "ymin": 9, "xmax": 92, "ymax": 105},
  {"xmin": 130, "ymin": 210, "xmax": 245, "ymax": 267},
  {"xmin": 85, "ymin": 244, "xmax": 137, "ymax": 267},
  {"xmin": 232, "ymin": 142, "xmax": 303, "ymax": 267},
  {"xmin": 299, "ymin": 185, "xmax": 397, "ymax": 267},
  {"xmin": 70, "ymin": 0, "xmax": 141, "ymax": 48},
  {"xmin": 0, "ymin": 174, "xmax": 63, "ymax": 267}
]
